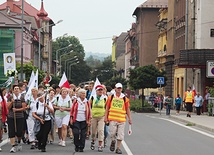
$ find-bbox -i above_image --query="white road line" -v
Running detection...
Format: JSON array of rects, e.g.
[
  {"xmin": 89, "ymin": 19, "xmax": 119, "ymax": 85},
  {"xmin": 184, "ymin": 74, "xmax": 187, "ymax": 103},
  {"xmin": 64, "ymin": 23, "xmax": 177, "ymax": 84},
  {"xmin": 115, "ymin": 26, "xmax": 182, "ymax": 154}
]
[
  {"xmin": 0, "ymin": 138, "xmax": 9, "ymax": 147},
  {"xmin": 122, "ymin": 140, "xmax": 133, "ymax": 155},
  {"xmin": 145, "ymin": 115, "xmax": 214, "ymax": 139}
]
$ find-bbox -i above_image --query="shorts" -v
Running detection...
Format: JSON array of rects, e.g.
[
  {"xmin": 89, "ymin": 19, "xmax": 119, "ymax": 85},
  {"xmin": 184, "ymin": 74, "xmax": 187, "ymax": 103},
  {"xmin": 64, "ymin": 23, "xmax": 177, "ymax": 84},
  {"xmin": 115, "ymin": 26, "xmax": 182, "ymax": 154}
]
[
  {"xmin": 7, "ymin": 117, "xmax": 24, "ymax": 138},
  {"xmin": 109, "ymin": 121, "xmax": 125, "ymax": 141},
  {"xmin": 176, "ymin": 104, "xmax": 181, "ymax": 111},
  {"xmin": 55, "ymin": 115, "xmax": 70, "ymax": 128},
  {"xmin": 186, "ymin": 102, "xmax": 193, "ymax": 112}
]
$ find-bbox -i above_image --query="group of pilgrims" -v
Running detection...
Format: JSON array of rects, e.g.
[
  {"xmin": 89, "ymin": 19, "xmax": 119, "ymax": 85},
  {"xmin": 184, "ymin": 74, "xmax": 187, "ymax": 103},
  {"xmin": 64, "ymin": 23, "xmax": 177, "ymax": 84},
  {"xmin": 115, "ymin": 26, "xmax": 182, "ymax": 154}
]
[{"xmin": 0, "ymin": 80, "xmax": 132, "ymax": 154}]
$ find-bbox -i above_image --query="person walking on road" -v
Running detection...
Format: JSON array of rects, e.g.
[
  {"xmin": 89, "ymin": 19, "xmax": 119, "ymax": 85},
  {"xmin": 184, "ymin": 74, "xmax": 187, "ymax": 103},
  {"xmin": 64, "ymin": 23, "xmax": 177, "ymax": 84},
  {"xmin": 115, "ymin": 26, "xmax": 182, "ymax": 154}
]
[
  {"xmin": 70, "ymin": 89, "xmax": 90, "ymax": 152},
  {"xmin": 175, "ymin": 94, "xmax": 182, "ymax": 115},
  {"xmin": 32, "ymin": 91, "xmax": 54, "ymax": 152},
  {"xmin": 90, "ymin": 85, "xmax": 106, "ymax": 152},
  {"xmin": 25, "ymin": 87, "xmax": 38, "ymax": 149},
  {"xmin": 53, "ymin": 87, "xmax": 72, "ymax": 147},
  {"xmin": 0, "ymin": 88, "xmax": 8, "ymax": 152},
  {"xmin": 104, "ymin": 83, "xmax": 132, "ymax": 154},
  {"xmin": 7, "ymin": 85, "xmax": 26, "ymax": 153},
  {"xmin": 194, "ymin": 92, "xmax": 204, "ymax": 115},
  {"xmin": 165, "ymin": 95, "xmax": 172, "ymax": 115},
  {"xmin": 184, "ymin": 86, "xmax": 194, "ymax": 117}
]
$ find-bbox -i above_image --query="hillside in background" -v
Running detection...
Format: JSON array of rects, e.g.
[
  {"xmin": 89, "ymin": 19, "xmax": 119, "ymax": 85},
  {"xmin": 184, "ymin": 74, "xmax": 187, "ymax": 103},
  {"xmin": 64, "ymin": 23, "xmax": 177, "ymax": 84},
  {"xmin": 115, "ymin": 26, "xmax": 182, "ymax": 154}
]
[{"xmin": 85, "ymin": 51, "xmax": 111, "ymax": 61}]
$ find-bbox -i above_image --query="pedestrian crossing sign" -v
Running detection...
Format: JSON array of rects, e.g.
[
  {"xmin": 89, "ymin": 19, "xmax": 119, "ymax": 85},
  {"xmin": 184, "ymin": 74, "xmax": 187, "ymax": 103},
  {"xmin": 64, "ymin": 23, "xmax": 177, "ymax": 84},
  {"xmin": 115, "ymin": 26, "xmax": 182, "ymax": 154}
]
[{"xmin": 157, "ymin": 77, "xmax": 164, "ymax": 85}]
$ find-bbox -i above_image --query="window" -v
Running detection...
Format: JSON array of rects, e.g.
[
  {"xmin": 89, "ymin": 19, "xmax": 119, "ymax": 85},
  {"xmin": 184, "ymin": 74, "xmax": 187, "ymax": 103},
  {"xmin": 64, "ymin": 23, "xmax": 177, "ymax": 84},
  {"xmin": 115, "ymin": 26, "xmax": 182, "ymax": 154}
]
[{"xmin": 210, "ymin": 29, "xmax": 214, "ymax": 37}]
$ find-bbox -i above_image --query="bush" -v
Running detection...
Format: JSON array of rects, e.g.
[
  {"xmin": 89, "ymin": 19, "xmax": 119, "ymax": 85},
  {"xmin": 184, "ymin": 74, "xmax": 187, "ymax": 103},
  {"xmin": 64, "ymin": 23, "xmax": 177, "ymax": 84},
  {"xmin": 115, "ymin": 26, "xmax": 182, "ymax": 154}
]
[{"xmin": 130, "ymin": 99, "xmax": 155, "ymax": 112}]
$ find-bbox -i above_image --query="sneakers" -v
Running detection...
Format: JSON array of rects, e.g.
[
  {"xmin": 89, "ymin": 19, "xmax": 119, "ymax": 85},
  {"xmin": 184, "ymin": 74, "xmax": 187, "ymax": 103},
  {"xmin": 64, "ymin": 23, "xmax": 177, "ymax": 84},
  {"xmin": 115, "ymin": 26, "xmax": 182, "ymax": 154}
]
[
  {"xmin": 115, "ymin": 148, "xmax": 122, "ymax": 154},
  {"xmin": 30, "ymin": 143, "xmax": 36, "ymax": 149},
  {"xmin": 58, "ymin": 140, "xmax": 62, "ymax": 146},
  {"xmin": 61, "ymin": 141, "xmax": 66, "ymax": 147},
  {"xmin": 17, "ymin": 144, "xmax": 22, "ymax": 151},
  {"xmin": 10, "ymin": 146, "xmax": 16, "ymax": 153},
  {"xmin": 110, "ymin": 140, "xmax": 116, "ymax": 152},
  {"xmin": 0, "ymin": 147, "xmax": 2, "ymax": 152},
  {"xmin": 98, "ymin": 146, "xmax": 103, "ymax": 152}
]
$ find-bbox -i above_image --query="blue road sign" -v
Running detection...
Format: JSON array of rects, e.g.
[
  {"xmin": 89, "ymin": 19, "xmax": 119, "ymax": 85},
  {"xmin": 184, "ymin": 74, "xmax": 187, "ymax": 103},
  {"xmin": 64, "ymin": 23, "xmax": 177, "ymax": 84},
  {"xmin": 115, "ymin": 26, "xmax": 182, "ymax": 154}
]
[{"xmin": 157, "ymin": 77, "xmax": 164, "ymax": 85}]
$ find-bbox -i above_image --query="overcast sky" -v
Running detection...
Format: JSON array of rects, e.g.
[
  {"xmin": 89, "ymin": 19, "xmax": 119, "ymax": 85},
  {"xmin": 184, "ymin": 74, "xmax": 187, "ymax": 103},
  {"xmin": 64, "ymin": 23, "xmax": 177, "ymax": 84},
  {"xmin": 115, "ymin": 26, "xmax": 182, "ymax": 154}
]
[{"xmin": 0, "ymin": 0, "xmax": 146, "ymax": 54}]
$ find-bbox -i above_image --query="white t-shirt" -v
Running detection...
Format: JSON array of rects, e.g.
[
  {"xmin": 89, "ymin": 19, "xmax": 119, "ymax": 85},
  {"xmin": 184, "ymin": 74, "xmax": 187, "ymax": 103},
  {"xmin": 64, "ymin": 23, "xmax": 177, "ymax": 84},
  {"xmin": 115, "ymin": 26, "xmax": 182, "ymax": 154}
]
[
  {"xmin": 76, "ymin": 98, "xmax": 87, "ymax": 122},
  {"xmin": 32, "ymin": 101, "xmax": 53, "ymax": 121}
]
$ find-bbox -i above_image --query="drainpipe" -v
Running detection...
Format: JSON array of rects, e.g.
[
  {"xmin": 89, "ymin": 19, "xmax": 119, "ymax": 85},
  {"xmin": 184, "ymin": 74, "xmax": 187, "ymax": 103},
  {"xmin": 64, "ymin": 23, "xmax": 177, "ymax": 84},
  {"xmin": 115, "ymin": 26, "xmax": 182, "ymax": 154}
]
[{"xmin": 185, "ymin": 0, "xmax": 189, "ymax": 90}]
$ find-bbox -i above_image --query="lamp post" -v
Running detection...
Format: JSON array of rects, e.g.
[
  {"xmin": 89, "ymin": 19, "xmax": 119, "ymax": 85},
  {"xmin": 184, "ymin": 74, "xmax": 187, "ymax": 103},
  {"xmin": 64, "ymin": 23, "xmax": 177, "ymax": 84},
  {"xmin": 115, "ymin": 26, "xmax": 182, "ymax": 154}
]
[
  {"xmin": 59, "ymin": 50, "xmax": 73, "ymax": 75},
  {"xmin": 48, "ymin": 33, "xmax": 67, "ymax": 73},
  {"xmin": 65, "ymin": 57, "xmax": 78, "ymax": 75},
  {"xmin": 55, "ymin": 44, "xmax": 72, "ymax": 75},
  {"xmin": 20, "ymin": 0, "xmax": 24, "ymax": 82},
  {"xmin": 38, "ymin": 19, "xmax": 63, "ymax": 70},
  {"xmin": 69, "ymin": 61, "xmax": 79, "ymax": 80}
]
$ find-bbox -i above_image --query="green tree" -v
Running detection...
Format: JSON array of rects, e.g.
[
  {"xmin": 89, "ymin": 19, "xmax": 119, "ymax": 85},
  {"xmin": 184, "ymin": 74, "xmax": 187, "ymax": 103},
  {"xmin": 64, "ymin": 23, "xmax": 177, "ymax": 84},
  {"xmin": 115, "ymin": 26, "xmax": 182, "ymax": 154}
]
[
  {"xmin": 105, "ymin": 76, "xmax": 127, "ymax": 90},
  {"xmin": 85, "ymin": 55, "xmax": 101, "ymax": 68},
  {"xmin": 16, "ymin": 62, "xmax": 45, "ymax": 84},
  {"xmin": 128, "ymin": 65, "xmax": 167, "ymax": 107},
  {"xmin": 91, "ymin": 56, "xmax": 114, "ymax": 82}
]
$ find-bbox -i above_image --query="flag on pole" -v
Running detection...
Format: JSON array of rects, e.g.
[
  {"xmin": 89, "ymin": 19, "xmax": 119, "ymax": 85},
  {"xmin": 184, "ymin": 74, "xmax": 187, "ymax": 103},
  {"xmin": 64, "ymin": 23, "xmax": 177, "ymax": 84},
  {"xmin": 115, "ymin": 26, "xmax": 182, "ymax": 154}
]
[
  {"xmin": 25, "ymin": 76, "xmax": 36, "ymax": 102},
  {"xmin": 59, "ymin": 72, "xmax": 70, "ymax": 88},
  {"xmin": 27, "ymin": 70, "xmax": 35, "ymax": 88},
  {"xmin": 192, "ymin": 84, "xmax": 196, "ymax": 96},
  {"xmin": 34, "ymin": 69, "xmax": 38, "ymax": 89},
  {"xmin": 90, "ymin": 78, "xmax": 101, "ymax": 99}
]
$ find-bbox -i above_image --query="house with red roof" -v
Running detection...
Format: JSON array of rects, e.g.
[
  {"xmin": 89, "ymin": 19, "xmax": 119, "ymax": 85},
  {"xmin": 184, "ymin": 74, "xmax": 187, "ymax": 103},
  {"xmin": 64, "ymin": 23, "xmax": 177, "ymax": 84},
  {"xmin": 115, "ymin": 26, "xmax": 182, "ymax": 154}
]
[{"xmin": 0, "ymin": 0, "xmax": 54, "ymax": 82}]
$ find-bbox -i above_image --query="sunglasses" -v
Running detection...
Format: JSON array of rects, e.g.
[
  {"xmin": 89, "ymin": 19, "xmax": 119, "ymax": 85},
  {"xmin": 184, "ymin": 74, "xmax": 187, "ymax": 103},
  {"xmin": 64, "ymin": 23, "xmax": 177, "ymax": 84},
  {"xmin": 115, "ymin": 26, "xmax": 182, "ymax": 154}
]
[{"xmin": 116, "ymin": 87, "xmax": 122, "ymax": 89}]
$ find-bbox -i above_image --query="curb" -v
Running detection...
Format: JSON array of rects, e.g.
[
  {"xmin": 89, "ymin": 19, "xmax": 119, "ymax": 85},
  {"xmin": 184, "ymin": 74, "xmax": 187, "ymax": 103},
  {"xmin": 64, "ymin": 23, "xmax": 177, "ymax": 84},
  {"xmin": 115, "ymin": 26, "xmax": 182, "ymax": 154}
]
[{"xmin": 170, "ymin": 115, "xmax": 214, "ymax": 133}]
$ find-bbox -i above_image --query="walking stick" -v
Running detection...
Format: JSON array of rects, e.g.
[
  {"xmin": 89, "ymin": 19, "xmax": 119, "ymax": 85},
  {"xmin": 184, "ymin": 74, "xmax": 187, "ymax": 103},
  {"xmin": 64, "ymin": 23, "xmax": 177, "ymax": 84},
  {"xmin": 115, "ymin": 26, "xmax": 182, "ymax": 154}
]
[{"xmin": 13, "ymin": 99, "xmax": 17, "ymax": 133}]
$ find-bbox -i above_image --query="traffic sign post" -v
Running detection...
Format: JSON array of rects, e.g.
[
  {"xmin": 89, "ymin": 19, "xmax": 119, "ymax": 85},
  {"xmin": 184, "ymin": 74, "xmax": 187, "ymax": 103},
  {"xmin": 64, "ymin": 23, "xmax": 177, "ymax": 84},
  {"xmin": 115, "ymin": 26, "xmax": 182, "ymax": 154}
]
[
  {"xmin": 157, "ymin": 77, "xmax": 164, "ymax": 115},
  {"xmin": 206, "ymin": 61, "xmax": 214, "ymax": 78}
]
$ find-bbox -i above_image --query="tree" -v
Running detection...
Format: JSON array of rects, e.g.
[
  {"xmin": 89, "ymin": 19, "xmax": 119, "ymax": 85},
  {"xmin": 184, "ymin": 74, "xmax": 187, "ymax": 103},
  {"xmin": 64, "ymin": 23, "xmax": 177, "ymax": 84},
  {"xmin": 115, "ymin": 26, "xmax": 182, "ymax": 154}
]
[
  {"xmin": 105, "ymin": 76, "xmax": 127, "ymax": 90},
  {"xmin": 16, "ymin": 62, "xmax": 45, "ymax": 84},
  {"xmin": 91, "ymin": 56, "xmax": 114, "ymax": 82},
  {"xmin": 128, "ymin": 65, "xmax": 167, "ymax": 107},
  {"xmin": 85, "ymin": 55, "xmax": 101, "ymax": 68}
]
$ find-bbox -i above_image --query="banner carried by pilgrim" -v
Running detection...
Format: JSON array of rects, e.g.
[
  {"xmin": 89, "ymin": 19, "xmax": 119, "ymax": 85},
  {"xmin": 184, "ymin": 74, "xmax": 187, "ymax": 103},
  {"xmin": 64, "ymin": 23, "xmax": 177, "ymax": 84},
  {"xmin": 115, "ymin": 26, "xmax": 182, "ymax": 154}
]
[{"xmin": 3, "ymin": 53, "xmax": 16, "ymax": 75}]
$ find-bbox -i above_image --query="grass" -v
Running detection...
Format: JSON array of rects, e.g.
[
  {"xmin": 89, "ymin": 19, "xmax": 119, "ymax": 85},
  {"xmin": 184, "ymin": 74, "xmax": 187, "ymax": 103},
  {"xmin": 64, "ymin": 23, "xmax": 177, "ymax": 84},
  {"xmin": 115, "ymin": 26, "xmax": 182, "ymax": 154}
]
[{"xmin": 186, "ymin": 123, "xmax": 195, "ymax": 126}]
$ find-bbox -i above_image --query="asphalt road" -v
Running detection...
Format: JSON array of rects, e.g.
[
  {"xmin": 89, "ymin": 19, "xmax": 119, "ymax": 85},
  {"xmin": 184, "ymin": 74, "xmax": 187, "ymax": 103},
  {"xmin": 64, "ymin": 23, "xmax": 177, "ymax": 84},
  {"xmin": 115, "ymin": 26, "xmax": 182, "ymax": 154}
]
[{"xmin": 1, "ymin": 112, "xmax": 214, "ymax": 155}]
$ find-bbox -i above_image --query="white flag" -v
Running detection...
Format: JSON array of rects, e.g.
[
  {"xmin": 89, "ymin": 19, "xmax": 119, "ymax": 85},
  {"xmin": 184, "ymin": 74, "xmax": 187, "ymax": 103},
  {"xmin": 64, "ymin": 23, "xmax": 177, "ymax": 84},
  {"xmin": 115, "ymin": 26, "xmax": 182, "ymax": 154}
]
[
  {"xmin": 27, "ymin": 70, "xmax": 35, "ymax": 88},
  {"xmin": 25, "ymin": 76, "xmax": 36, "ymax": 102},
  {"xmin": 90, "ymin": 78, "xmax": 101, "ymax": 99},
  {"xmin": 34, "ymin": 69, "xmax": 38, "ymax": 89}
]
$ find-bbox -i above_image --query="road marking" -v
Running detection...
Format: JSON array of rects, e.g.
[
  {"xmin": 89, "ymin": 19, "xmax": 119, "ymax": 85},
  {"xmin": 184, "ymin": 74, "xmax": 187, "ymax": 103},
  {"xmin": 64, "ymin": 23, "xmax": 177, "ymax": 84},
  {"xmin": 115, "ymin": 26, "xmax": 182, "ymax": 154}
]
[
  {"xmin": 145, "ymin": 115, "xmax": 214, "ymax": 139},
  {"xmin": 0, "ymin": 138, "xmax": 9, "ymax": 147},
  {"xmin": 122, "ymin": 140, "xmax": 133, "ymax": 155}
]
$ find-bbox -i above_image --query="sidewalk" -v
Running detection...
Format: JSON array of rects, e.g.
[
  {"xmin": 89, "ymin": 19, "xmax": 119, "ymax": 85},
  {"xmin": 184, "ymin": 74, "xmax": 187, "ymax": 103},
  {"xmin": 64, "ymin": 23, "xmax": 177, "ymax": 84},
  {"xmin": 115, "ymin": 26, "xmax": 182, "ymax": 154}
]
[{"xmin": 161, "ymin": 109, "xmax": 214, "ymax": 132}]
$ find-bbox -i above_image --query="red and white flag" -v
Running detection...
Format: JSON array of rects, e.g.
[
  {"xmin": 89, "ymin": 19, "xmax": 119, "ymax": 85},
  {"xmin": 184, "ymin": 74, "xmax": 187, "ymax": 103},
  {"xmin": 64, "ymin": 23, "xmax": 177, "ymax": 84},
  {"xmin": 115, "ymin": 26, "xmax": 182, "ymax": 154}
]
[
  {"xmin": 192, "ymin": 84, "xmax": 196, "ymax": 96},
  {"xmin": 59, "ymin": 72, "xmax": 70, "ymax": 88}
]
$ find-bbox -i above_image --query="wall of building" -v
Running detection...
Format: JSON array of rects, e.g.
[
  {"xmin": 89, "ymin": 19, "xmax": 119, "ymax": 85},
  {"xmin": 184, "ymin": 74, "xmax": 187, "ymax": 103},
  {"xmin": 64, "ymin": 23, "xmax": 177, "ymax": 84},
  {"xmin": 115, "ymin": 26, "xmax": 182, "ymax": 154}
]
[
  {"xmin": 195, "ymin": 0, "xmax": 214, "ymax": 49},
  {"xmin": 139, "ymin": 8, "xmax": 160, "ymax": 67}
]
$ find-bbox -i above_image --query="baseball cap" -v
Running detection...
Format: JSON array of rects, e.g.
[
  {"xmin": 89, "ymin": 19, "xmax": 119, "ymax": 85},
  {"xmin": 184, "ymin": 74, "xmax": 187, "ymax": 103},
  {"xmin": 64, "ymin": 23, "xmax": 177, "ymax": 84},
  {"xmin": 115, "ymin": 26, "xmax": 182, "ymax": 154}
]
[
  {"xmin": 95, "ymin": 85, "xmax": 104, "ymax": 90},
  {"xmin": 115, "ymin": 83, "xmax": 123, "ymax": 88}
]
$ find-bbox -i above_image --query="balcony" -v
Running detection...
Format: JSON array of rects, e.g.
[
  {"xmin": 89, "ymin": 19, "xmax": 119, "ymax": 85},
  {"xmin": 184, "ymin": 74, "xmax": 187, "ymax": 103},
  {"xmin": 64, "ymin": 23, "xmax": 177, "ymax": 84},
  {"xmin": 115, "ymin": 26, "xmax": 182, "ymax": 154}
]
[{"xmin": 175, "ymin": 49, "xmax": 214, "ymax": 68}]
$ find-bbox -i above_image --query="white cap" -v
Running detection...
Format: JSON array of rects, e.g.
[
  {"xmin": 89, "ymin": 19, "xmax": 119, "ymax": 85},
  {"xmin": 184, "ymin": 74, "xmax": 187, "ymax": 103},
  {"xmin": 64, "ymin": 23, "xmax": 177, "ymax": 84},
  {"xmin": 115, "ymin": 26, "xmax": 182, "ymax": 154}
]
[{"xmin": 115, "ymin": 83, "xmax": 123, "ymax": 88}]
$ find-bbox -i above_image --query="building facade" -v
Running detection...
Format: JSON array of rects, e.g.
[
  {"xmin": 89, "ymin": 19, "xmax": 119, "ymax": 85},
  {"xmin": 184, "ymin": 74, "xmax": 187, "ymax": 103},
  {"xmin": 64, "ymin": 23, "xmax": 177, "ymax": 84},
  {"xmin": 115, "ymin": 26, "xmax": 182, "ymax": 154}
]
[{"xmin": 0, "ymin": 0, "xmax": 54, "ymax": 81}]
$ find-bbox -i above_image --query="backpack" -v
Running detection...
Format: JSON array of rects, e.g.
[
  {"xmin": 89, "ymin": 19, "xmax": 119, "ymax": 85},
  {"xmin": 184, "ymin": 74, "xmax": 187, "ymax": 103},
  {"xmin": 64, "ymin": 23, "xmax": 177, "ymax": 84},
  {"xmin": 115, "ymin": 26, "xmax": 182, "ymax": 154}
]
[
  {"xmin": 90, "ymin": 96, "xmax": 107, "ymax": 109},
  {"xmin": 55, "ymin": 96, "xmax": 71, "ymax": 108}
]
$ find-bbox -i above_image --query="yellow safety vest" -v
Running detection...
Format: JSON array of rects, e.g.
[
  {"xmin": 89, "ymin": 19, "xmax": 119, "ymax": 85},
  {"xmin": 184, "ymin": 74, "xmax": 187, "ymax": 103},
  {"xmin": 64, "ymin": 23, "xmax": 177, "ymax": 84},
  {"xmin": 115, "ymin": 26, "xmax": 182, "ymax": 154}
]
[
  {"xmin": 108, "ymin": 97, "xmax": 126, "ymax": 122},
  {"xmin": 185, "ymin": 91, "xmax": 193, "ymax": 103}
]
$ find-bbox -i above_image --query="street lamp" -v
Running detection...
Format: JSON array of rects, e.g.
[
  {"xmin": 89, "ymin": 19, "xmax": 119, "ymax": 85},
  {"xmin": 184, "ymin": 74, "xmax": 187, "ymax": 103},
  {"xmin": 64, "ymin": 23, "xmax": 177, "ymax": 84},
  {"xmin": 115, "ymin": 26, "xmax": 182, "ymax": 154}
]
[
  {"xmin": 59, "ymin": 50, "xmax": 73, "ymax": 75},
  {"xmin": 38, "ymin": 19, "xmax": 63, "ymax": 70},
  {"xmin": 55, "ymin": 44, "xmax": 72, "ymax": 75},
  {"xmin": 64, "ymin": 56, "xmax": 78, "ymax": 75},
  {"xmin": 48, "ymin": 33, "xmax": 67, "ymax": 73},
  {"xmin": 69, "ymin": 61, "xmax": 79, "ymax": 80}
]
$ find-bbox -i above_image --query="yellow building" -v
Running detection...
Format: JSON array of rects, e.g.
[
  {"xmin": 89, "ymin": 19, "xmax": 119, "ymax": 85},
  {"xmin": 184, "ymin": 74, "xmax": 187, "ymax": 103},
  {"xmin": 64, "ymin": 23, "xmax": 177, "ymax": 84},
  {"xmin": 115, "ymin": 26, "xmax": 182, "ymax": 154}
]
[{"xmin": 155, "ymin": 8, "xmax": 168, "ymax": 96}]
